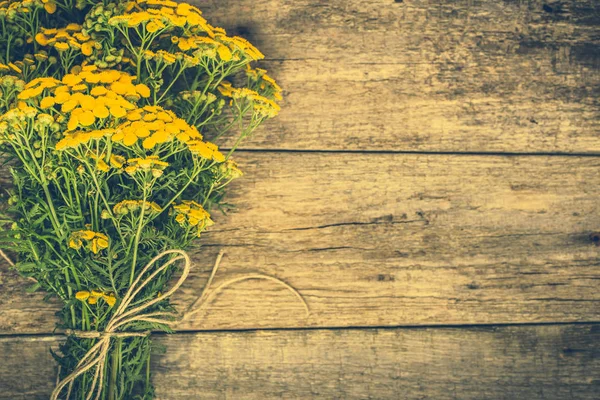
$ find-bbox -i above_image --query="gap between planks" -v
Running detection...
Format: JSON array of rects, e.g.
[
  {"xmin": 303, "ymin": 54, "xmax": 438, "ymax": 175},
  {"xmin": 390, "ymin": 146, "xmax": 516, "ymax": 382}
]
[
  {"xmin": 229, "ymin": 148, "xmax": 600, "ymax": 158},
  {"xmin": 2, "ymin": 320, "xmax": 600, "ymax": 340}
]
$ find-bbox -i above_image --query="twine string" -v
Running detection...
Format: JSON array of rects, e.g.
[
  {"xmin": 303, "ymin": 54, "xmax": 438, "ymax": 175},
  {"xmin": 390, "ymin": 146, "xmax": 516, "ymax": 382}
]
[
  {"xmin": 51, "ymin": 249, "xmax": 193, "ymax": 400},
  {"xmin": 0, "ymin": 248, "xmax": 38, "ymax": 283},
  {"xmin": 0, "ymin": 248, "xmax": 14, "ymax": 267},
  {"xmin": 44, "ymin": 248, "xmax": 310, "ymax": 400}
]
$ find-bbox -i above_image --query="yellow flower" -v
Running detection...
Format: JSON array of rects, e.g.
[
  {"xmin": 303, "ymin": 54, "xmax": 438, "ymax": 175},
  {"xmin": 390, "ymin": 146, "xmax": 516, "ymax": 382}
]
[
  {"xmin": 8, "ymin": 63, "xmax": 22, "ymax": 73},
  {"xmin": 75, "ymin": 289, "xmax": 116, "ymax": 306},
  {"xmin": 217, "ymin": 45, "xmax": 232, "ymax": 61},
  {"xmin": 172, "ymin": 200, "xmax": 214, "ymax": 236},
  {"xmin": 40, "ymin": 97, "xmax": 56, "ymax": 109},
  {"xmin": 65, "ymin": 23, "xmax": 82, "ymax": 32},
  {"xmin": 113, "ymin": 200, "xmax": 162, "ymax": 215},
  {"xmin": 75, "ymin": 291, "xmax": 90, "ymax": 301},
  {"xmin": 110, "ymin": 106, "xmax": 127, "ymax": 119},
  {"xmin": 135, "ymin": 84, "xmax": 151, "ymax": 98},
  {"xmin": 113, "ymin": 106, "xmax": 183, "ymax": 148},
  {"xmin": 78, "ymin": 110, "xmax": 96, "ymax": 126},
  {"xmin": 81, "ymin": 41, "xmax": 94, "ymax": 56},
  {"xmin": 148, "ymin": 0, "xmax": 178, "ymax": 7},
  {"xmin": 80, "ymin": 95, "xmax": 96, "ymax": 110},
  {"xmin": 44, "ymin": 1, "xmax": 57, "ymax": 14},
  {"xmin": 69, "ymin": 237, "xmax": 83, "ymax": 250},
  {"xmin": 35, "ymin": 33, "xmax": 48, "ymax": 46},
  {"xmin": 126, "ymin": 156, "xmax": 169, "ymax": 176},
  {"xmin": 54, "ymin": 91, "xmax": 71, "ymax": 104},
  {"xmin": 54, "ymin": 42, "xmax": 70, "ymax": 52},
  {"xmin": 103, "ymin": 293, "xmax": 117, "ymax": 307},
  {"xmin": 71, "ymin": 84, "xmax": 87, "ymax": 92},
  {"xmin": 218, "ymin": 159, "xmax": 243, "ymax": 181},
  {"xmin": 56, "ymin": 129, "xmax": 114, "ymax": 150},
  {"xmin": 34, "ymin": 52, "xmax": 48, "ymax": 62},
  {"xmin": 156, "ymin": 50, "xmax": 177, "ymax": 64},
  {"xmin": 109, "ymin": 154, "xmax": 126, "ymax": 168},
  {"xmin": 146, "ymin": 20, "xmax": 165, "ymax": 33},
  {"xmin": 69, "ymin": 230, "xmax": 109, "ymax": 254},
  {"xmin": 97, "ymin": 158, "xmax": 110, "ymax": 172},
  {"xmin": 61, "ymin": 73, "xmax": 81, "ymax": 87},
  {"xmin": 175, "ymin": 3, "xmax": 193, "ymax": 16},
  {"xmin": 90, "ymin": 86, "xmax": 108, "ymax": 96},
  {"xmin": 187, "ymin": 140, "xmax": 225, "ymax": 162}
]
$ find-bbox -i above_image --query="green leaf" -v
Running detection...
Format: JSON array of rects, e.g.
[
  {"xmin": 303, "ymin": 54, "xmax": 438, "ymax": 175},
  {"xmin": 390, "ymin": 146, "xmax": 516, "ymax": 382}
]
[{"xmin": 25, "ymin": 282, "xmax": 41, "ymax": 293}]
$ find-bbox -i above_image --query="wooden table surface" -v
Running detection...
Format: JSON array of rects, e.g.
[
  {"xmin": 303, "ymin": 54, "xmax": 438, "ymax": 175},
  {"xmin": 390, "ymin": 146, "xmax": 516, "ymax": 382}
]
[{"xmin": 1, "ymin": 0, "xmax": 600, "ymax": 398}]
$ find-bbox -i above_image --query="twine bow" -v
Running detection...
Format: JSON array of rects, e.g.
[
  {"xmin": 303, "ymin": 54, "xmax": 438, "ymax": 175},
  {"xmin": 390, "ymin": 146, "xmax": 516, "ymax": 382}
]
[
  {"xmin": 51, "ymin": 249, "xmax": 192, "ymax": 400},
  {"xmin": 46, "ymin": 249, "xmax": 309, "ymax": 400}
]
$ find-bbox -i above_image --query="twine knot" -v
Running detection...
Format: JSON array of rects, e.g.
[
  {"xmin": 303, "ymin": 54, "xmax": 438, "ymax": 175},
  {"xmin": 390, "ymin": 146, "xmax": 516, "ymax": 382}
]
[{"xmin": 50, "ymin": 249, "xmax": 309, "ymax": 400}]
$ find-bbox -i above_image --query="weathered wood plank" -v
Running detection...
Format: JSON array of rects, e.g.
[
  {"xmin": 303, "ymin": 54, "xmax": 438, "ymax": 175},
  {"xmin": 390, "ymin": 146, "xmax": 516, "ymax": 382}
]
[
  {"xmin": 1, "ymin": 152, "xmax": 599, "ymax": 333},
  {"xmin": 1, "ymin": 324, "xmax": 599, "ymax": 399},
  {"xmin": 197, "ymin": 0, "xmax": 600, "ymax": 152}
]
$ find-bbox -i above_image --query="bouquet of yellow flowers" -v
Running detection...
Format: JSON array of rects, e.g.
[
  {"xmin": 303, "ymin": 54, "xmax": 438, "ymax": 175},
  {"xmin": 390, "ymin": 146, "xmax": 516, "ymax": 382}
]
[{"xmin": 0, "ymin": 0, "xmax": 281, "ymax": 398}]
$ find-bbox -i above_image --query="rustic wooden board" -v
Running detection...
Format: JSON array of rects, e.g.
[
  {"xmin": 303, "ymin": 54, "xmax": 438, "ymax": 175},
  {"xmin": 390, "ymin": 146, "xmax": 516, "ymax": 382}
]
[
  {"xmin": 196, "ymin": 0, "xmax": 600, "ymax": 153},
  {"xmin": 1, "ymin": 324, "xmax": 599, "ymax": 399},
  {"xmin": 1, "ymin": 152, "xmax": 599, "ymax": 334}
]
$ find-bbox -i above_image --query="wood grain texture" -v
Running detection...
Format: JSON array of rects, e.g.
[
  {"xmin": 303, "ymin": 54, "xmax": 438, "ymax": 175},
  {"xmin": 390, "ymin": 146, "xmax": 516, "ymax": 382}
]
[
  {"xmin": 196, "ymin": 0, "xmax": 600, "ymax": 153},
  {"xmin": 1, "ymin": 324, "xmax": 599, "ymax": 399},
  {"xmin": 1, "ymin": 152, "xmax": 599, "ymax": 333}
]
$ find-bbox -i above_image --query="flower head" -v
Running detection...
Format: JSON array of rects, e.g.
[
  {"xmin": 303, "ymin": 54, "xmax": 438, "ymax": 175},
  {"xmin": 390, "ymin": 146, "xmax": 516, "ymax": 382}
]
[
  {"xmin": 113, "ymin": 199, "xmax": 162, "ymax": 215},
  {"xmin": 75, "ymin": 290, "xmax": 117, "ymax": 306},
  {"xmin": 172, "ymin": 200, "xmax": 214, "ymax": 236},
  {"xmin": 69, "ymin": 230, "xmax": 109, "ymax": 254}
]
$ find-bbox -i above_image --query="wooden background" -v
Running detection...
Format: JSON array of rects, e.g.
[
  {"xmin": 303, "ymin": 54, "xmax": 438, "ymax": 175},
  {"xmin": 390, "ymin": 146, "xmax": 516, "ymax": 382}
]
[{"xmin": 1, "ymin": 0, "xmax": 600, "ymax": 398}]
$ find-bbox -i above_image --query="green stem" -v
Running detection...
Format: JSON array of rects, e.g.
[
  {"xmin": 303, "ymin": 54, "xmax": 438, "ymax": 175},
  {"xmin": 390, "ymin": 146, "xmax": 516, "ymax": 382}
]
[
  {"xmin": 108, "ymin": 340, "xmax": 119, "ymax": 400},
  {"xmin": 129, "ymin": 185, "xmax": 148, "ymax": 285},
  {"xmin": 156, "ymin": 67, "xmax": 186, "ymax": 104},
  {"xmin": 145, "ymin": 348, "xmax": 151, "ymax": 395}
]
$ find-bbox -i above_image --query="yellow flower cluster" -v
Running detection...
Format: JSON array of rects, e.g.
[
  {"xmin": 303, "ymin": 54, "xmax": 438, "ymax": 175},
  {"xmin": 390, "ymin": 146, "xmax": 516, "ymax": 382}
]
[
  {"xmin": 69, "ymin": 230, "xmax": 109, "ymax": 254},
  {"xmin": 187, "ymin": 140, "xmax": 225, "ymax": 162},
  {"xmin": 35, "ymin": 24, "xmax": 98, "ymax": 55},
  {"xmin": 17, "ymin": 76, "xmax": 60, "ymax": 100},
  {"xmin": 54, "ymin": 101, "xmax": 225, "ymax": 160},
  {"xmin": 125, "ymin": 155, "xmax": 169, "ymax": 177},
  {"xmin": 109, "ymin": 0, "xmax": 213, "ymax": 35},
  {"xmin": 0, "ymin": 52, "xmax": 53, "ymax": 75},
  {"xmin": 113, "ymin": 105, "xmax": 195, "ymax": 149},
  {"xmin": 173, "ymin": 35, "xmax": 232, "ymax": 61},
  {"xmin": 247, "ymin": 67, "xmax": 283, "ymax": 100},
  {"xmin": 217, "ymin": 159, "xmax": 243, "ymax": 181},
  {"xmin": 113, "ymin": 199, "xmax": 162, "ymax": 215},
  {"xmin": 107, "ymin": 0, "xmax": 262, "ymax": 62},
  {"xmin": 172, "ymin": 200, "xmax": 214, "ymax": 235},
  {"xmin": 19, "ymin": 65, "xmax": 150, "ymax": 132},
  {"xmin": 213, "ymin": 33, "xmax": 264, "ymax": 61},
  {"xmin": 0, "ymin": 61, "xmax": 24, "ymax": 74},
  {"xmin": 142, "ymin": 48, "xmax": 200, "ymax": 67},
  {"xmin": 56, "ymin": 129, "xmax": 114, "ymax": 151},
  {"xmin": 88, "ymin": 152, "xmax": 126, "ymax": 173},
  {"xmin": 75, "ymin": 289, "xmax": 117, "ymax": 307},
  {"xmin": 168, "ymin": 29, "xmax": 264, "ymax": 62},
  {"xmin": 0, "ymin": 0, "xmax": 56, "ymax": 16},
  {"xmin": 219, "ymin": 82, "xmax": 281, "ymax": 118}
]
